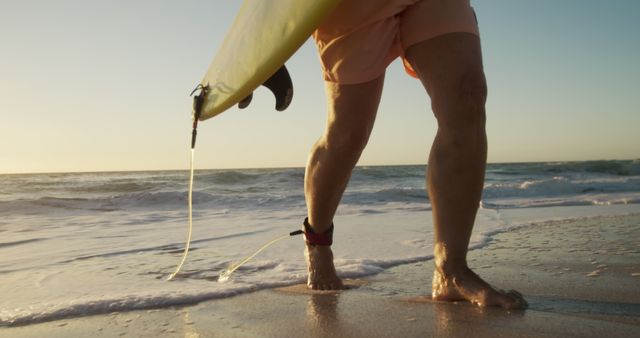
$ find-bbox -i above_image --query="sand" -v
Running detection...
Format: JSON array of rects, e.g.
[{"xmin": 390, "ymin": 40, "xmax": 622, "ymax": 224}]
[{"xmin": 2, "ymin": 213, "xmax": 639, "ymax": 337}]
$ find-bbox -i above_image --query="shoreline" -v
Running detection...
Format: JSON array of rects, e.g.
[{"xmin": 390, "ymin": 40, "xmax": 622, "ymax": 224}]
[{"xmin": 3, "ymin": 212, "xmax": 640, "ymax": 337}]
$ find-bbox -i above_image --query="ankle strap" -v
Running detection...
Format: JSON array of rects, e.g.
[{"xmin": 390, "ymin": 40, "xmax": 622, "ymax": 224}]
[{"xmin": 303, "ymin": 217, "xmax": 333, "ymax": 246}]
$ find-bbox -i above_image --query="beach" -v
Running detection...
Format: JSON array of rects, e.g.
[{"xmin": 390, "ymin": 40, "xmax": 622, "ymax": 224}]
[
  {"xmin": 2, "ymin": 211, "xmax": 639, "ymax": 337},
  {"xmin": 1, "ymin": 162, "xmax": 640, "ymax": 336}
]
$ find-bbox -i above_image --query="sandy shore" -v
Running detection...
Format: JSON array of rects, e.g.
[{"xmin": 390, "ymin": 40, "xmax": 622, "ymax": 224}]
[{"xmin": 3, "ymin": 212, "xmax": 640, "ymax": 337}]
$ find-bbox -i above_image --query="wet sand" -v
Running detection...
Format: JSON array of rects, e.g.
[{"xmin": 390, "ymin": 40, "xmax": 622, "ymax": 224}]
[{"xmin": 3, "ymin": 213, "xmax": 640, "ymax": 337}]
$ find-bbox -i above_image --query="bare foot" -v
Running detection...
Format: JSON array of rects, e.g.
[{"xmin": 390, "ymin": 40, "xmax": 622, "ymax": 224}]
[
  {"xmin": 432, "ymin": 267, "xmax": 527, "ymax": 309},
  {"xmin": 305, "ymin": 244, "xmax": 343, "ymax": 290}
]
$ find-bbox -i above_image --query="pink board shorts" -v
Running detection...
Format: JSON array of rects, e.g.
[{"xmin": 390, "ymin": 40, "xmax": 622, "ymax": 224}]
[{"xmin": 313, "ymin": 0, "xmax": 480, "ymax": 84}]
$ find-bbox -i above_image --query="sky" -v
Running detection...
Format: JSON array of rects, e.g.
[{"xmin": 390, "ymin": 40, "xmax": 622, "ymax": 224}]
[{"xmin": 1, "ymin": 0, "xmax": 639, "ymax": 174}]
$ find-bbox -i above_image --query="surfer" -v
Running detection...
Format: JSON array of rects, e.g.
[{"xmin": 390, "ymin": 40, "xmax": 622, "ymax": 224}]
[{"xmin": 302, "ymin": 0, "xmax": 527, "ymax": 309}]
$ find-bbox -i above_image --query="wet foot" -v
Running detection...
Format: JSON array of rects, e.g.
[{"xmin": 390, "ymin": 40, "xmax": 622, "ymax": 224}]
[
  {"xmin": 305, "ymin": 244, "xmax": 343, "ymax": 290},
  {"xmin": 432, "ymin": 267, "xmax": 527, "ymax": 309}
]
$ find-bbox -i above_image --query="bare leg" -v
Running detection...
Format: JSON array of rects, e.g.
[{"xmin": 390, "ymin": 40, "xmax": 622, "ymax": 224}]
[
  {"xmin": 405, "ymin": 33, "xmax": 526, "ymax": 309},
  {"xmin": 304, "ymin": 76, "xmax": 384, "ymax": 290}
]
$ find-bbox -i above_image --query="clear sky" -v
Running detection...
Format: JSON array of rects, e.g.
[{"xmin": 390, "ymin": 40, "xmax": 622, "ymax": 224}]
[{"xmin": 1, "ymin": 0, "xmax": 639, "ymax": 174}]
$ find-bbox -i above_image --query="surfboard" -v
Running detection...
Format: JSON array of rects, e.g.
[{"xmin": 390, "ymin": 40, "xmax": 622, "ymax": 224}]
[{"xmin": 197, "ymin": 0, "xmax": 341, "ymax": 121}]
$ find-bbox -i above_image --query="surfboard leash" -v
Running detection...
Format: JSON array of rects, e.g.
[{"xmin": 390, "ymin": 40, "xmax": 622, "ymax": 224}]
[
  {"xmin": 217, "ymin": 220, "xmax": 337, "ymax": 282},
  {"xmin": 167, "ymin": 66, "xmax": 298, "ymax": 281},
  {"xmin": 166, "ymin": 84, "xmax": 209, "ymax": 281},
  {"xmin": 166, "ymin": 80, "xmax": 333, "ymax": 282}
]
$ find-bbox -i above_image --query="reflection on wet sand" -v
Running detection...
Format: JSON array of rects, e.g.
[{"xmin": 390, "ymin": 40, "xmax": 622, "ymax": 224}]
[
  {"xmin": 306, "ymin": 293, "xmax": 340, "ymax": 330},
  {"xmin": 435, "ymin": 302, "xmax": 484, "ymax": 336},
  {"xmin": 433, "ymin": 300, "xmax": 525, "ymax": 336},
  {"xmin": 180, "ymin": 309, "xmax": 200, "ymax": 338}
]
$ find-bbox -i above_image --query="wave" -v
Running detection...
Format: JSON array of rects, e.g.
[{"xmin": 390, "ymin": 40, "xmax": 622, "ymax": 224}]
[
  {"xmin": 2, "ymin": 162, "xmax": 639, "ymax": 215},
  {"xmin": 67, "ymin": 182, "xmax": 157, "ymax": 194},
  {"xmin": 487, "ymin": 160, "xmax": 640, "ymax": 177},
  {"xmin": 197, "ymin": 170, "xmax": 262, "ymax": 185},
  {"xmin": 483, "ymin": 176, "xmax": 640, "ymax": 199},
  {"xmin": 3, "ymin": 179, "xmax": 638, "ymax": 215},
  {"xmin": 0, "ymin": 286, "xmax": 256, "ymax": 326},
  {"xmin": 0, "ymin": 192, "xmax": 197, "ymax": 214},
  {"xmin": 343, "ymin": 187, "xmax": 428, "ymax": 205},
  {"xmin": 0, "ymin": 190, "xmax": 303, "ymax": 214},
  {"xmin": 481, "ymin": 195, "xmax": 640, "ymax": 209},
  {"xmin": 354, "ymin": 165, "xmax": 424, "ymax": 180}
]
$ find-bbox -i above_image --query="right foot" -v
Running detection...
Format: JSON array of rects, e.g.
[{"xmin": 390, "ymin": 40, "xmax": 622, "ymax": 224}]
[
  {"xmin": 305, "ymin": 244, "xmax": 343, "ymax": 290},
  {"xmin": 432, "ymin": 267, "xmax": 527, "ymax": 309}
]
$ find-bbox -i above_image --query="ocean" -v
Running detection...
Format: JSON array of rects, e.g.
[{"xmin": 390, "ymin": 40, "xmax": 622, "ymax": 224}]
[{"xmin": 1, "ymin": 160, "xmax": 639, "ymax": 326}]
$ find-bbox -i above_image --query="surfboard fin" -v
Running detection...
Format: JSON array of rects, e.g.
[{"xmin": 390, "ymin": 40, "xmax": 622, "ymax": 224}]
[
  {"xmin": 238, "ymin": 64, "xmax": 293, "ymax": 111},
  {"xmin": 238, "ymin": 92, "xmax": 253, "ymax": 109}
]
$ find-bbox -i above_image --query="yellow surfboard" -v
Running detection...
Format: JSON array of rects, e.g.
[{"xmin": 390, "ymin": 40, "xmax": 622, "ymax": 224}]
[{"xmin": 197, "ymin": 0, "xmax": 340, "ymax": 121}]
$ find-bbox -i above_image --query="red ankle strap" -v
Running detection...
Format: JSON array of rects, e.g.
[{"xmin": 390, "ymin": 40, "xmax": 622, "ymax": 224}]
[{"xmin": 303, "ymin": 217, "xmax": 333, "ymax": 246}]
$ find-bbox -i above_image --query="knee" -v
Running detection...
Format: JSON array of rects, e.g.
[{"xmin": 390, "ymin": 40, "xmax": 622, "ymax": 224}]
[
  {"xmin": 322, "ymin": 125, "xmax": 371, "ymax": 160},
  {"xmin": 458, "ymin": 70, "xmax": 488, "ymax": 123},
  {"xmin": 434, "ymin": 70, "xmax": 487, "ymax": 133}
]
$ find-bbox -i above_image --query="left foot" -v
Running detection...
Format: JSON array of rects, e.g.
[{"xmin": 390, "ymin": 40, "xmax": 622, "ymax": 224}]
[
  {"xmin": 305, "ymin": 244, "xmax": 343, "ymax": 290},
  {"xmin": 432, "ymin": 267, "xmax": 527, "ymax": 309}
]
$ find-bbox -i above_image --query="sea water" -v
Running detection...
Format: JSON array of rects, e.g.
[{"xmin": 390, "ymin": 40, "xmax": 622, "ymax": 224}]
[{"xmin": 1, "ymin": 160, "xmax": 639, "ymax": 325}]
